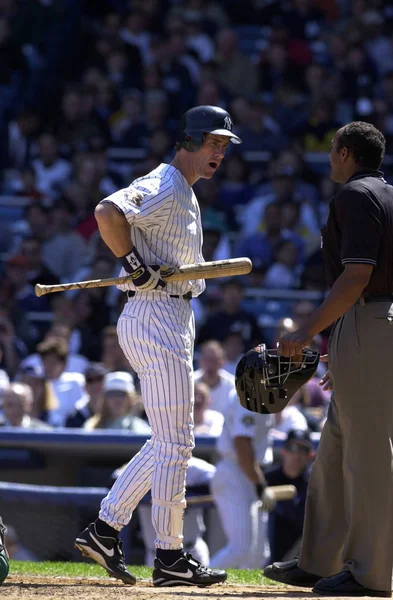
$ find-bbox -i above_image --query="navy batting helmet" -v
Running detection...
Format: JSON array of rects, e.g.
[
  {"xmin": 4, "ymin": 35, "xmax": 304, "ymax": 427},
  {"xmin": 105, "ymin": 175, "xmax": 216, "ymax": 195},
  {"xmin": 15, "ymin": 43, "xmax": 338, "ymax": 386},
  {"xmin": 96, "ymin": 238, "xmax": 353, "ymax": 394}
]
[
  {"xmin": 235, "ymin": 344, "xmax": 320, "ymax": 414},
  {"xmin": 176, "ymin": 105, "xmax": 242, "ymax": 152}
]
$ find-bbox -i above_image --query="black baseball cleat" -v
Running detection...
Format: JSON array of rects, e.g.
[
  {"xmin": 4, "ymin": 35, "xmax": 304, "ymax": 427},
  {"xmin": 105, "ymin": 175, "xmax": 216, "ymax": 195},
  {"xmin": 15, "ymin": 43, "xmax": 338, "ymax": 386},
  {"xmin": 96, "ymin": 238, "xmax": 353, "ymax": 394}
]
[
  {"xmin": 75, "ymin": 523, "xmax": 136, "ymax": 585},
  {"xmin": 263, "ymin": 558, "xmax": 322, "ymax": 588},
  {"xmin": 153, "ymin": 552, "xmax": 227, "ymax": 587}
]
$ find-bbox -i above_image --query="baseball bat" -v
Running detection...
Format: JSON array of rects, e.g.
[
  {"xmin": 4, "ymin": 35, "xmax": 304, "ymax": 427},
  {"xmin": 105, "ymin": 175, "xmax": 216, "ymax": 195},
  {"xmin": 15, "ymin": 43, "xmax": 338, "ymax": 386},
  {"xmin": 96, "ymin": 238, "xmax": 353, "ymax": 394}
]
[
  {"xmin": 185, "ymin": 485, "xmax": 296, "ymax": 507},
  {"xmin": 34, "ymin": 257, "xmax": 252, "ymax": 297}
]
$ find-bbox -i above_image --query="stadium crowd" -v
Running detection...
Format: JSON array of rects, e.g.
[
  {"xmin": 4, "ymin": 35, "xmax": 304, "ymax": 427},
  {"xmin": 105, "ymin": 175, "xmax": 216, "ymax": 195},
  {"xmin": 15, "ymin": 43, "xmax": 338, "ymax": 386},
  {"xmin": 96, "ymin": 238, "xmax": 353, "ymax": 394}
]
[{"xmin": 0, "ymin": 0, "xmax": 392, "ymax": 566}]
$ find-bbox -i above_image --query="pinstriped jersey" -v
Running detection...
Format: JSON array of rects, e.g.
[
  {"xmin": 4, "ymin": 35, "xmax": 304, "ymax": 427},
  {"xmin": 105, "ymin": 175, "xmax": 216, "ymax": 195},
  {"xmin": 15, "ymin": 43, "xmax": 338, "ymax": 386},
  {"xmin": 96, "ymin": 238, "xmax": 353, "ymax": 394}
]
[{"xmin": 101, "ymin": 163, "xmax": 206, "ymax": 297}]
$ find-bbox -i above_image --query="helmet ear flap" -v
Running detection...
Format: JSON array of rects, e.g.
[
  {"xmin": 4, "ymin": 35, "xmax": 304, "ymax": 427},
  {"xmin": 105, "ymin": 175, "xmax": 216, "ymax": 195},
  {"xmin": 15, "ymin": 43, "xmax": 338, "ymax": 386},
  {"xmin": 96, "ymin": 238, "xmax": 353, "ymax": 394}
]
[{"xmin": 181, "ymin": 131, "xmax": 205, "ymax": 152}]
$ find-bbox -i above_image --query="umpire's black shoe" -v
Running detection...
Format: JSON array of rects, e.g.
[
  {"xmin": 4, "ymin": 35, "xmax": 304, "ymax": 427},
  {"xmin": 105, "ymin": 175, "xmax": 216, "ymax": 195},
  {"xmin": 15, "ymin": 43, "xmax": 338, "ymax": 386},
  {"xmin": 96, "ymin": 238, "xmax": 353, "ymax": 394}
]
[
  {"xmin": 263, "ymin": 558, "xmax": 322, "ymax": 588},
  {"xmin": 313, "ymin": 571, "xmax": 391, "ymax": 597},
  {"xmin": 153, "ymin": 552, "xmax": 227, "ymax": 587},
  {"xmin": 75, "ymin": 523, "xmax": 136, "ymax": 585}
]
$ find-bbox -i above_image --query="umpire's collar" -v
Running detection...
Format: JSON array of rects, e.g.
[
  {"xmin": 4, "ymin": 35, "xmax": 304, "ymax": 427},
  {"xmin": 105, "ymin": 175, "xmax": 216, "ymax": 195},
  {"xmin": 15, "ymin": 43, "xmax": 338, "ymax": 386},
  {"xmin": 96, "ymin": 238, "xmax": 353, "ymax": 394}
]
[{"xmin": 346, "ymin": 169, "xmax": 385, "ymax": 183}]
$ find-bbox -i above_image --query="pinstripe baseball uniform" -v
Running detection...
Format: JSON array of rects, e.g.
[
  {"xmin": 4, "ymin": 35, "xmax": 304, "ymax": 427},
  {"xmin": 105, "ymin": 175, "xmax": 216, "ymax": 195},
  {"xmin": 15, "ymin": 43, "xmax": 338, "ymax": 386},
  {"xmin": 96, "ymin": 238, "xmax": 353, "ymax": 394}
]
[
  {"xmin": 98, "ymin": 163, "xmax": 205, "ymax": 550},
  {"xmin": 210, "ymin": 389, "xmax": 273, "ymax": 568}
]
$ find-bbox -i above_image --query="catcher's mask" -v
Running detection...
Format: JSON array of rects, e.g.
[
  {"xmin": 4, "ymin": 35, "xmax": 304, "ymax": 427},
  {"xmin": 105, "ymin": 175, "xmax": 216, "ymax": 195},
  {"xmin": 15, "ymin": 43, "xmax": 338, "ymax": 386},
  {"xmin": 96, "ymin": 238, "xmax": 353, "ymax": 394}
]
[{"xmin": 235, "ymin": 344, "xmax": 320, "ymax": 414}]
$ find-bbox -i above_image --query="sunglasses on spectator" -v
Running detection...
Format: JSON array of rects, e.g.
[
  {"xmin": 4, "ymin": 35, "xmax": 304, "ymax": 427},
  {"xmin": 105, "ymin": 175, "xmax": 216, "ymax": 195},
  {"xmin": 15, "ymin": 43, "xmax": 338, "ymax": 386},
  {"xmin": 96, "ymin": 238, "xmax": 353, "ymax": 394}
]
[{"xmin": 285, "ymin": 442, "xmax": 311, "ymax": 454}]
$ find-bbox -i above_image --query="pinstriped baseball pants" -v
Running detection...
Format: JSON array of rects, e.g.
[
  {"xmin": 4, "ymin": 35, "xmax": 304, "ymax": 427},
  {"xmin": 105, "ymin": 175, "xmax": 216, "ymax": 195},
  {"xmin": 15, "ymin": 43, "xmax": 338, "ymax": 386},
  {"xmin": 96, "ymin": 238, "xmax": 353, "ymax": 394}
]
[{"xmin": 99, "ymin": 293, "xmax": 195, "ymax": 550}]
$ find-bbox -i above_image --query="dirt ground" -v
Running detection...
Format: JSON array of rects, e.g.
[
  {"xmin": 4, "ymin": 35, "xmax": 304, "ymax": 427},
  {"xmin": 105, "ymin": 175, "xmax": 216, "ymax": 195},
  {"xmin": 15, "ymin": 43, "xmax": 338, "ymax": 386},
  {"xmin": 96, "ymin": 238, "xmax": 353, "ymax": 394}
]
[{"xmin": 0, "ymin": 575, "xmax": 377, "ymax": 600}]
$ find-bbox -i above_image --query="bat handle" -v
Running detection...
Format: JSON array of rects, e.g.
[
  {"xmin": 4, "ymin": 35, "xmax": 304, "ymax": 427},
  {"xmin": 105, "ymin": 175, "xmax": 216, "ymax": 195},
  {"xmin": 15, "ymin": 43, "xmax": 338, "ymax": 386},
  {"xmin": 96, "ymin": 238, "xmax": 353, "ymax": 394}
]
[{"xmin": 35, "ymin": 284, "xmax": 46, "ymax": 297}]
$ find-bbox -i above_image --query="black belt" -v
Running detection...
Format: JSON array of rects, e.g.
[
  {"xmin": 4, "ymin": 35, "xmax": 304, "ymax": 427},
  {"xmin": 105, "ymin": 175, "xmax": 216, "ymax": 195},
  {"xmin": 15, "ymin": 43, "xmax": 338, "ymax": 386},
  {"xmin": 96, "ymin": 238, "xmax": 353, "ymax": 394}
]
[
  {"xmin": 360, "ymin": 294, "xmax": 393, "ymax": 304},
  {"xmin": 127, "ymin": 291, "xmax": 192, "ymax": 300}
]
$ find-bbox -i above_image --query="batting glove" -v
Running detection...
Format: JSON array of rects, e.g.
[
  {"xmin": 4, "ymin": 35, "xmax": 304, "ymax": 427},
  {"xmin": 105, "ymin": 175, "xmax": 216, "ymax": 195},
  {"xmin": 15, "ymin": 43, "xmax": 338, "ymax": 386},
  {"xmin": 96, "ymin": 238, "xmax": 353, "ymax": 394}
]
[{"xmin": 121, "ymin": 247, "xmax": 166, "ymax": 291}]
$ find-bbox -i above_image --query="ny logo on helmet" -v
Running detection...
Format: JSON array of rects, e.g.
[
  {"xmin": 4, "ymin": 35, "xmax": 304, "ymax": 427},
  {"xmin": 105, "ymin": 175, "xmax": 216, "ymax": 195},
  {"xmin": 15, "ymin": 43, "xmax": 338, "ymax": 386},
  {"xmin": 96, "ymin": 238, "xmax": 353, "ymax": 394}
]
[{"xmin": 223, "ymin": 116, "xmax": 232, "ymax": 130}]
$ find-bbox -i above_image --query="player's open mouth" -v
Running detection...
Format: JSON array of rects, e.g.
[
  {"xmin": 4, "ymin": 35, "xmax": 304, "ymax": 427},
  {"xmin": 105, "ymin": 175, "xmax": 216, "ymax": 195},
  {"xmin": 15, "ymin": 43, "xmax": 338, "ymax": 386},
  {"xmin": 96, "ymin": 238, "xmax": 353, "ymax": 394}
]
[{"xmin": 209, "ymin": 161, "xmax": 218, "ymax": 169}]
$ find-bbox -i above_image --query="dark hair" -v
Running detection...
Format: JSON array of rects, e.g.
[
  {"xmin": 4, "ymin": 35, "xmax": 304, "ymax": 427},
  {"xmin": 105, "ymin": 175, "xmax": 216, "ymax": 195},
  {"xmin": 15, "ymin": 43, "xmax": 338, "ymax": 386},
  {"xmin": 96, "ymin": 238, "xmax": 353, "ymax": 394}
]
[{"xmin": 336, "ymin": 121, "xmax": 385, "ymax": 169}]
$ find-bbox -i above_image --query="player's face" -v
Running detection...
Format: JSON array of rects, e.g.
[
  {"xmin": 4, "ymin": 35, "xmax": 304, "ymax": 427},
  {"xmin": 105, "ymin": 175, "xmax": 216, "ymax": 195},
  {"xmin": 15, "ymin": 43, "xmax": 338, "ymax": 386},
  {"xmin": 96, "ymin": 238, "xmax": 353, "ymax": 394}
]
[{"xmin": 196, "ymin": 134, "xmax": 230, "ymax": 179}]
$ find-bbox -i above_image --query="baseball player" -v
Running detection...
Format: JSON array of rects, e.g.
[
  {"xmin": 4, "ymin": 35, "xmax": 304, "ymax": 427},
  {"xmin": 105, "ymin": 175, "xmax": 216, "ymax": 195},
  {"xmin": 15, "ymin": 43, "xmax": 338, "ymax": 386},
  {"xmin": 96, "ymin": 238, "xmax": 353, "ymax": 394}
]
[
  {"xmin": 75, "ymin": 105, "xmax": 242, "ymax": 587},
  {"xmin": 210, "ymin": 388, "xmax": 274, "ymax": 569}
]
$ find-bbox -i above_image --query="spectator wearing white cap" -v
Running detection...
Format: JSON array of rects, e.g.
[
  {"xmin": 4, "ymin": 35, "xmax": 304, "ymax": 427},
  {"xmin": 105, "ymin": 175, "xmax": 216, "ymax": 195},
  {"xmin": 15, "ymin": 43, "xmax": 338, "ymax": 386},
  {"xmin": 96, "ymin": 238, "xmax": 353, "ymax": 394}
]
[{"xmin": 84, "ymin": 372, "xmax": 150, "ymax": 433}]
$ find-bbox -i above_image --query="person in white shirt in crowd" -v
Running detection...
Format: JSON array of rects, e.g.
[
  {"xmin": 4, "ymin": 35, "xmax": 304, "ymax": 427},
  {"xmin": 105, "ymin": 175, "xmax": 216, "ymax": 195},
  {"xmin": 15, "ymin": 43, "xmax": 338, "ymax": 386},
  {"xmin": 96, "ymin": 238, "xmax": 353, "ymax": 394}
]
[
  {"xmin": 83, "ymin": 372, "xmax": 150, "ymax": 433},
  {"xmin": 193, "ymin": 340, "xmax": 235, "ymax": 416},
  {"xmin": 120, "ymin": 457, "xmax": 216, "ymax": 567},
  {"xmin": 193, "ymin": 382, "xmax": 224, "ymax": 438},
  {"xmin": 20, "ymin": 322, "xmax": 89, "ymax": 375},
  {"xmin": 30, "ymin": 133, "xmax": 72, "ymax": 205},
  {"xmin": 36, "ymin": 337, "xmax": 85, "ymax": 427},
  {"xmin": 270, "ymin": 396, "xmax": 309, "ymax": 442},
  {"xmin": 0, "ymin": 383, "xmax": 51, "ymax": 429},
  {"xmin": 65, "ymin": 363, "xmax": 109, "ymax": 428},
  {"xmin": 222, "ymin": 331, "xmax": 246, "ymax": 376},
  {"xmin": 210, "ymin": 388, "xmax": 274, "ymax": 569}
]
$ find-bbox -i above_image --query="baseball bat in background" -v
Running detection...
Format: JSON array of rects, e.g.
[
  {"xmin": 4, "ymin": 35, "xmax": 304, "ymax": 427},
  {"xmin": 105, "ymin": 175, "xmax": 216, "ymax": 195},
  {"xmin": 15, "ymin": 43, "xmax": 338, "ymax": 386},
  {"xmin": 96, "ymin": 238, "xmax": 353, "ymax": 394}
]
[
  {"xmin": 185, "ymin": 484, "xmax": 297, "ymax": 508},
  {"xmin": 34, "ymin": 257, "xmax": 252, "ymax": 297}
]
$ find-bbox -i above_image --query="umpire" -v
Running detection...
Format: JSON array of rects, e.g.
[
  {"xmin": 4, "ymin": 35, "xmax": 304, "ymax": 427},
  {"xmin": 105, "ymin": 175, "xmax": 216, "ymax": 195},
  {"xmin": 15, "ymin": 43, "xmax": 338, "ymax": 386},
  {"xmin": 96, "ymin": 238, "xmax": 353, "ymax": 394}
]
[{"xmin": 263, "ymin": 122, "xmax": 393, "ymax": 597}]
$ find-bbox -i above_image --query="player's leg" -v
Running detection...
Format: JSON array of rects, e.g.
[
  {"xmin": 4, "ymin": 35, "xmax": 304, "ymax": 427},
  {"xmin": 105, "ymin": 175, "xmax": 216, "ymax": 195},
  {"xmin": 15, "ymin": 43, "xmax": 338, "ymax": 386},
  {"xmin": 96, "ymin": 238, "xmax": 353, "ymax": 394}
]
[
  {"xmin": 75, "ymin": 303, "xmax": 156, "ymax": 584},
  {"xmin": 210, "ymin": 459, "xmax": 256, "ymax": 568},
  {"xmin": 136, "ymin": 299, "xmax": 226, "ymax": 586}
]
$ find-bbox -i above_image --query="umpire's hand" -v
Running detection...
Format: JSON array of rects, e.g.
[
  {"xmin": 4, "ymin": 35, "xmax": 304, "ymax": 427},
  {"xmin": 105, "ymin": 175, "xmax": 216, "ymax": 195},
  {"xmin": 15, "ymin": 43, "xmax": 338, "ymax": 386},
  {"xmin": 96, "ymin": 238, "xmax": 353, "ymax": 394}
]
[{"xmin": 277, "ymin": 326, "xmax": 313, "ymax": 357}]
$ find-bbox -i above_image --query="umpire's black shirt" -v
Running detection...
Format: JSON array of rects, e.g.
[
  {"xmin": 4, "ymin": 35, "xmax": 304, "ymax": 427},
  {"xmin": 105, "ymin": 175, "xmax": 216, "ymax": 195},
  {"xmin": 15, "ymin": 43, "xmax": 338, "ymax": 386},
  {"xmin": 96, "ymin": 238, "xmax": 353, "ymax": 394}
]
[{"xmin": 321, "ymin": 170, "xmax": 393, "ymax": 294}]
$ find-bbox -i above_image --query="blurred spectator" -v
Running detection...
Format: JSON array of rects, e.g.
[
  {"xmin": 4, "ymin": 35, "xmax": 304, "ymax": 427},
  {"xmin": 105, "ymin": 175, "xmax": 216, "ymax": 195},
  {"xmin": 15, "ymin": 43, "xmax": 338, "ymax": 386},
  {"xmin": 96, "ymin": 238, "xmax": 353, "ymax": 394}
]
[
  {"xmin": 263, "ymin": 239, "xmax": 301, "ymax": 290},
  {"xmin": 230, "ymin": 98, "xmax": 288, "ymax": 154},
  {"xmin": 193, "ymin": 381, "xmax": 224, "ymax": 437},
  {"xmin": 120, "ymin": 10, "xmax": 152, "ymax": 66},
  {"xmin": 36, "ymin": 337, "xmax": 85, "ymax": 427},
  {"xmin": 193, "ymin": 340, "xmax": 235, "ymax": 415},
  {"xmin": 51, "ymin": 88, "xmax": 107, "ymax": 154},
  {"xmin": 222, "ymin": 331, "xmax": 246, "ymax": 376},
  {"xmin": 30, "ymin": 133, "xmax": 72, "ymax": 204},
  {"xmin": 216, "ymin": 154, "xmax": 254, "ymax": 231},
  {"xmin": 110, "ymin": 88, "xmax": 147, "ymax": 147},
  {"xmin": 3, "ymin": 108, "xmax": 41, "ymax": 170},
  {"xmin": 23, "ymin": 203, "xmax": 50, "ymax": 243},
  {"xmin": 300, "ymin": 99, "xmax": 340, "ymax": 153},
  {"xmin": 290, "ymin": 377, "xmax": 331, "ymax": 432},
  {"xmin": 215, "ymin": 28, "xmax": 258, "ymax": 99},
  {"xmin": 19, "ymin": 235, "xmax": 58, "ymax": 288},
  {"xmin": 20, "ymin": 322, "xmax": 89, "ymax": 375},
  {"xmin": 4, "ymin": 524, "xmax": 38, "ymax": 561},
  {"xmin": 65, "ymin": 362, "xmax": 108, "ymax": 428},
  {"xmin": 41, "ymin": 198, "xmax": 89, "ymax": 281},
  {"xmin": 0, "ymin": 382, "xmax": 51, "ymax": 429},
  {"xmin": 1, "ymin": 254, "xmax": 49, "ymax": 315},
  {"xmin": 197, "ymin": 279, "xmax": 262, "ymax": 348},
  {"xmin": 84, "ymin": 371, "xmax": 150, "ymax": 432},
  {"xmin": 0, "ymin": 17, "xmax": 28, "ymax": 113},
  {"xmin": 235, "ymin": 202, "xmax": 305, "ymax": 272},
  {"xmin": 16, "ymin": 364, "xmax": 58, "ymax": 424},
  {"xmin": 265, "ymin": 429, "xmax": 314, "ymax": 562},
  {"xmin": 0, "ymin": 309, "xmax": 28, "ymax": 378}
]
